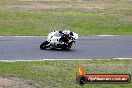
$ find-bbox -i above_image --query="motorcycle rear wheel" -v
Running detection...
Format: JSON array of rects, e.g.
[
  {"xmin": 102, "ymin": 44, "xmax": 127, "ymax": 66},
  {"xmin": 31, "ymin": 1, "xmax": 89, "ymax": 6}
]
[{"xmin": 61, "ymin": 43, "xmax": 72, "ymax": 51}]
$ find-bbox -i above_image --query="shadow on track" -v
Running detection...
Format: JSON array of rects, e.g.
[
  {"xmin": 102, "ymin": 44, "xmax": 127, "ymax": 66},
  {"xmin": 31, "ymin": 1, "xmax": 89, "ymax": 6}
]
[{"xmin": 40, "ymin": 48, "xmax": 75, "ymax": 52}]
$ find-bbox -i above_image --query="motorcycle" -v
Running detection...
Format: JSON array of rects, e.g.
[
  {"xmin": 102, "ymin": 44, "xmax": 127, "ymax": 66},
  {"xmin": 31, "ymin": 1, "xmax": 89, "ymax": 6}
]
[{"xmin": 40, "ymin": 30, "xmax": 78, "ymax": 50}]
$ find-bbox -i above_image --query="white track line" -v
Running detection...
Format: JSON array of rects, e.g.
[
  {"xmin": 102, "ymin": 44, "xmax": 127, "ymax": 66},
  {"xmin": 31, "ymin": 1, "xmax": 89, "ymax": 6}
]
[
  {"xmin": 0, "ymin": 58, "xmax": 131, "ymax": 62},
  {"xmin": 97, "ymin": 35, "xmax": 118, "ymax": 36},
  {"xmin": 114, "ymin": 58, "xmax": 132, "ymax": 60}
]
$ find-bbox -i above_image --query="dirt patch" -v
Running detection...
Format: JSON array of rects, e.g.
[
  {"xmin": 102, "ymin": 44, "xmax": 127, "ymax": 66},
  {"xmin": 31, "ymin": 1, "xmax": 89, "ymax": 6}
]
[
  {"xmin": 6, "ymin": 2, "xmax": 58, "ymax": 10},
  {"xmin": 80, "ymin": 4, "xmax": 104, "ymax": 9},
  {"xmin": 0, "ymin": 77, "xmax": 16, "ymax": 87},
  {"xmin": 29, "ymin": 2, "xmax": 58, "ymax": 9},
  {"xmin": 5, "ymin": 1, "xmax": 106, "ymax": 10},
  {"xmin": 0, "ymin": 77, "xmax": 40, "ymax": 88}
]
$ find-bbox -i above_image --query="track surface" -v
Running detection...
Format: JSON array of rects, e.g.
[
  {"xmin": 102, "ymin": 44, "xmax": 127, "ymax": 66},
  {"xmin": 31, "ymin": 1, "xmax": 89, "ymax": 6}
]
[{"xmin": 0, "ymin": 36, "xmax": 132, "ymax": 60}]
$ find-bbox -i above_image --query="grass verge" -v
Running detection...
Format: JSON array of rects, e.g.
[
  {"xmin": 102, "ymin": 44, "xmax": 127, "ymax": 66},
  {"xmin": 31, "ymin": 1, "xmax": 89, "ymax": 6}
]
[
  {"xmin": 0, "ymin": 59, "xmax": 131, "ymax": 88},
  {"xmin": 0, "ymin": 0, "xmax": 132, "ymax": 36}
]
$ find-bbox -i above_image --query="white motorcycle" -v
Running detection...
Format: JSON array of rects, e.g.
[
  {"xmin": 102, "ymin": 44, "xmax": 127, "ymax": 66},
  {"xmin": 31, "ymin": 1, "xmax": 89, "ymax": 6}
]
[{"xmin": 40, "ymin": 30, "xmax": 78, "ymax": 50}]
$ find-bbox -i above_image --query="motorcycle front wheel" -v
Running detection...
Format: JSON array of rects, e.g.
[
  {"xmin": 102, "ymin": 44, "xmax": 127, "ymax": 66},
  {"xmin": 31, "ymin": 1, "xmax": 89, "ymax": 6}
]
[{"xmin": 40, "ymin": 41, "xmax": 49, "ymax": 50}]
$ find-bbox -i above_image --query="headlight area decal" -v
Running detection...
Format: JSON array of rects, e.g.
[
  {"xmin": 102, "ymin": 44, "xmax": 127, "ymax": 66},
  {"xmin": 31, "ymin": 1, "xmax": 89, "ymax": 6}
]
[{"xmin": 76, "ymin": 66, "xmax": 131, "ymax": 85}]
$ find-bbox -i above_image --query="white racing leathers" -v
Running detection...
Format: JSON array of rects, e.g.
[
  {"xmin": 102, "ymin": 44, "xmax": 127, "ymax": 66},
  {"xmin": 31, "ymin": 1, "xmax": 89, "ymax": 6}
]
[{"xmin": 40, "ymin": 31, "xmax": 78, "ymax": 50}]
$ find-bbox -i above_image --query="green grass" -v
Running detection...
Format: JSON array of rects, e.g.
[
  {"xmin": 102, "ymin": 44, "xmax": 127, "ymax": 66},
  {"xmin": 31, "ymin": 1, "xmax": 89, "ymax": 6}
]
[
  {"xmin": 0, "ymin": 59, "xmax": 132, "ymax": 88},
  {"xmin": 0, "ymin": 0, "xmax": 132, "ymax": 36}
]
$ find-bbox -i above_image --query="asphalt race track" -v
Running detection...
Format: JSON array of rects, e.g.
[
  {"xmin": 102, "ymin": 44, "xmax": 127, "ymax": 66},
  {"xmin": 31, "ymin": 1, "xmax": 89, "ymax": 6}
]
[{"xmin": 0, "ymin": 36, "xmax": 132, "ymax": 60}]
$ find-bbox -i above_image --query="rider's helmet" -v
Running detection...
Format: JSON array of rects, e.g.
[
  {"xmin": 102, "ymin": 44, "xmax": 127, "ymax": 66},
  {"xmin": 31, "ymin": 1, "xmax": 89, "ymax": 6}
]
[{"xmin": 63, "ymin": 30, "xmax": 70, "ymax": 37}]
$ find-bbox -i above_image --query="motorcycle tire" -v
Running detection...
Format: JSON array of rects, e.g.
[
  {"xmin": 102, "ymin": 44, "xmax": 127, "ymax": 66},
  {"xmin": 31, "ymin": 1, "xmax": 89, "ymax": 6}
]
[
  {"xmin": 61, "ymin": 42, "xmax": 73, "ymax": 51},
  {"xmin": 40, "ymin": 41, "xmax": 49, "ymax": 50}
]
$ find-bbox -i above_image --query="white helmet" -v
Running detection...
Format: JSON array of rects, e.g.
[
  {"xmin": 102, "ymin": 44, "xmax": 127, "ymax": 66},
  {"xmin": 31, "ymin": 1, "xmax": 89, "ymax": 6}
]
[{"xmin": 63, "ymin": 30, "xmax": 70, "ymax": 36}]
